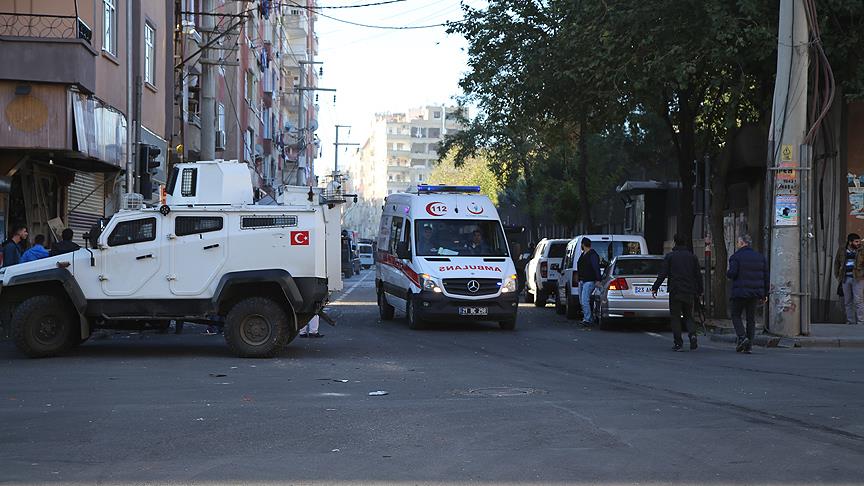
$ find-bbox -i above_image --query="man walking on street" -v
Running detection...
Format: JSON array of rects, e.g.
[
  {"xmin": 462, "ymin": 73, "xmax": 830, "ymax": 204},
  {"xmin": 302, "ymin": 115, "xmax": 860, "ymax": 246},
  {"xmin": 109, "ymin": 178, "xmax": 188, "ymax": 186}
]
[
  {"xmin": 652, "ymin": 234, "xmax": 703, "ymax": 351},
  {"xmin": 834, "ymin": 233, "xmax": 864, "ymax": 325},
  {"xmin": 727, "ymin": 234, "xmax": 769, "ymax": 353},
  {"xmin": 576, "ymin": 238, "xmax": 602, "ymax": 327}
]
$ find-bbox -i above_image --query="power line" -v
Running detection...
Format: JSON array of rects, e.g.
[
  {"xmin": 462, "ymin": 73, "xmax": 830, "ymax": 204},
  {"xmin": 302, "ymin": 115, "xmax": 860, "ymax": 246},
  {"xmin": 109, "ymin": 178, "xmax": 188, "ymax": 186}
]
[
  {"xmin": 309, "ymin": 0, "xmax": 408, "ymax": 9},
  {"xmin": 280, "ymin": 0, "xmax": 451, "ymax": 29}
]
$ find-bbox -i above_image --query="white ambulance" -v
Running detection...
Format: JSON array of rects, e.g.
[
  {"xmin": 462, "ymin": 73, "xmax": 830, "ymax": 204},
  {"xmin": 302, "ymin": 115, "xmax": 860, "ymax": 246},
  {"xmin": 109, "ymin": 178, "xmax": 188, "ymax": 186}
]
[{"xmin": 375, "ymin": 185, "xmax": 519, "ymax": 330}]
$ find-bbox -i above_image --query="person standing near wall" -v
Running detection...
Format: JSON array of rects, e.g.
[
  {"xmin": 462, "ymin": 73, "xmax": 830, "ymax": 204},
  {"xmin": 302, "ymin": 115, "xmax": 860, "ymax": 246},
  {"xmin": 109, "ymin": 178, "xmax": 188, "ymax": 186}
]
[{"xmin": 833, "ymin": 233, "xmax": 864, "ymax": 325}]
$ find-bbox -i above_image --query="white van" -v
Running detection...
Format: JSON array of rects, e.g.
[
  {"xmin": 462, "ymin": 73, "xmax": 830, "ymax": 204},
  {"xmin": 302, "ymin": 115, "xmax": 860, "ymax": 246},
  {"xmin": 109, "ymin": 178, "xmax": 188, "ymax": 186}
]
[
  {"xmin": 376, "ymin": 185, "xmax": 519, "ymax": 330},
  {"xmin": 358, "ymin": 243, "xmax": 374, "ymax": 269},
  {"xmin": 555, "ymin": 234, "xmax": 648, "ymax": 319}
]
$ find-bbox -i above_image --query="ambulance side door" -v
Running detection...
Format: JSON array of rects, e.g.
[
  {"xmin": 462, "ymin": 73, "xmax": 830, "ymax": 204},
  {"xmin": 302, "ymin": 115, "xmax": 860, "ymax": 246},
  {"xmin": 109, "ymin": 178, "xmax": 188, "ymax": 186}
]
[{"xmin": 385, "ymin": 216, "xmax": 410, "ymax": 311}]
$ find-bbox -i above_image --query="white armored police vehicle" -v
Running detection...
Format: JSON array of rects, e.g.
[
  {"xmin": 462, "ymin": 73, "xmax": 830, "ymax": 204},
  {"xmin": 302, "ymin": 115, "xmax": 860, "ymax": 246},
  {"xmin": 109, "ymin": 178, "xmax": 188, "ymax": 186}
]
[
  {"xmin": 0, "ymin": 160, "xmax": 343, "ymax": 358},
  {"xmin": 376, "ymin": 185, "xmax": 519, "ymax": 330}
]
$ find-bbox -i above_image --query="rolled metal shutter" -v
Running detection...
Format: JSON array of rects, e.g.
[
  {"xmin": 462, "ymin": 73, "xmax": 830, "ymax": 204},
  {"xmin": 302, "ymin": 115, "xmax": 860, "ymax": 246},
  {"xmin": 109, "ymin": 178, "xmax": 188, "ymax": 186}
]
[{"xmin": 67, "ymin": 173, "xmax": 105, "ymax": 246}]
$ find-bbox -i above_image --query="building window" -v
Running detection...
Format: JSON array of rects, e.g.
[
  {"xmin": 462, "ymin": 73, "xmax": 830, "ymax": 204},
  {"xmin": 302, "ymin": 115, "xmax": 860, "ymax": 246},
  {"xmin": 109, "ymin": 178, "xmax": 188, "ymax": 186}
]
[
  {"xmin": 217, "ymin": 104, "xmax": 225, "ymax": 132},
  {"xmin": 433, "ymin": 110, "xmax": 441, "ymax": 119},
  {"xmin": 144, "ymin": 22, "xmax": 156, "ymax": 86},
  {"xmin": 245, "ymin": 70, "xmax": 255, "ymax": 103},
  {"xmin": 103, "ymin": 0, "xmax": 118, "ymax": 56}
]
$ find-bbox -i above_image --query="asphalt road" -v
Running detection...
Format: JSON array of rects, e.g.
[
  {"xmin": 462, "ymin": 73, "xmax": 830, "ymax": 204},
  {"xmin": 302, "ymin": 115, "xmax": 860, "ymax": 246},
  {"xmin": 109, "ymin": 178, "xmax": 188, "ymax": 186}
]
[{"xmin": 2, "ymin": 269, "xmax": 863, "ymax": 485}]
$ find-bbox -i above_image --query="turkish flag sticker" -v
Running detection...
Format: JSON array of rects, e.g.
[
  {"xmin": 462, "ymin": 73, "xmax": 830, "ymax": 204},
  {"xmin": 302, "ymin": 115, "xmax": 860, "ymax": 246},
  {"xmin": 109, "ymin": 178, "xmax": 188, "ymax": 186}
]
[{"xmin": 291, "ymin": 231, "xmax": 310, "ymax": 245}]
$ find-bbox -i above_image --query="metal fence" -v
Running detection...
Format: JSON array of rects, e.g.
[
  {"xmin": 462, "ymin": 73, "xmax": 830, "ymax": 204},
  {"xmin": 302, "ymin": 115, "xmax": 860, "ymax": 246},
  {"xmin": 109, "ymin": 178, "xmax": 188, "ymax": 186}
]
[{"xmin": 0, "ymin": 13, "xmax": 91, "ymax": 43}]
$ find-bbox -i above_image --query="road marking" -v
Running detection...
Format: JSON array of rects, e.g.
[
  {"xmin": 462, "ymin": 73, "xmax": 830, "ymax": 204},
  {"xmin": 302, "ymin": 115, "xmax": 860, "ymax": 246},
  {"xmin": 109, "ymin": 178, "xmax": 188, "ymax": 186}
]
[
  {"xmin": 333, "ymin": 271, "xmax": 372, "ymax": 303},
  {"xmin": 645, "ymin": 332, "xmax": 663, "ymax": 339}
]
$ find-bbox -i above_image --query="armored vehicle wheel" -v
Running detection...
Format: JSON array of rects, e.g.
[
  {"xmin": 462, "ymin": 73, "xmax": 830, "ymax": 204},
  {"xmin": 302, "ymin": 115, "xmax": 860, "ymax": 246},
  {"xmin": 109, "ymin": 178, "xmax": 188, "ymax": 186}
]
[
  {"xmin": 406, "ymin": 295, "xmax": 426, "ymax": 330},
  {"xmin": 13, "ymin": 295, "xmax": 77, "ymax": 358},
  {"xmin": 499, "ymin": 318, "xmax": 516, "ymax": 331},
  {"xmin": 224, "ymin": 297, "xmax": 291, "ymax": 358},
  {"xmin": 378, "ymin": 289, "xmax": 395, "ymax": 320}
]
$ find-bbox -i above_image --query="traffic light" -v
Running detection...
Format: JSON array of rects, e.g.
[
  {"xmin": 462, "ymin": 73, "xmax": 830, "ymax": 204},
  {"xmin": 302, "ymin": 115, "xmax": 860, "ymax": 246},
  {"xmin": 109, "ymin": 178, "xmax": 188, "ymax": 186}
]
[{"xmin": 137, "ymin": 143, "xmax": 161, "ymax": 198}]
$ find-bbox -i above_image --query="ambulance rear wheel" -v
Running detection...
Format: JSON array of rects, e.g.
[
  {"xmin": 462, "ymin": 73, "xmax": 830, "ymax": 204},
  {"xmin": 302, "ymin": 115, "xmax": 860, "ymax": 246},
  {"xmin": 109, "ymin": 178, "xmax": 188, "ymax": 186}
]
[
  {"xmin": 224, "ymin": 297, "xmax": 290, "ymax": 358},
  {"xmin": 406, "ymin": 295, "xmax": 426, "ymax": 330},
  {"xmin": 378, "ymin": 289, "xmax": 395, "ymax": 321}
]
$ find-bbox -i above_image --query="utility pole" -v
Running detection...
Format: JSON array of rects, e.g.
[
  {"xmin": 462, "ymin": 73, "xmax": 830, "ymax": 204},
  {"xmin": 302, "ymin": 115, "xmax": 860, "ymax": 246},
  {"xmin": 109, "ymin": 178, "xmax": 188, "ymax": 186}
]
[
  {"xmin": 333, "ymin": 124, "xmax": 359, "ymax": 173},
  {"xmin": 296, "ymin": 60, "xmax": 320, "ymax": 185},
  {"xmin": 295, "ymin": 60, "xmax": 334, "ymax": 185},
  {"xmin": 767, "ymin": 0, "xmax": 809, "ymax": 337},
  {"xmin": 125, "ymin": 0, "xmax": 134, "ymax": 194},
  {"xmin": 199, "ymin": 0, "xmax": 215, "ymax": 161}
]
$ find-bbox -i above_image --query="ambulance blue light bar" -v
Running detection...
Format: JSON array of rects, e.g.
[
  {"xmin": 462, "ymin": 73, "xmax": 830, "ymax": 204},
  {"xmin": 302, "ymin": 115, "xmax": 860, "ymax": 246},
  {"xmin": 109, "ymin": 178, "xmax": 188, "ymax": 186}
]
[{"xmin": 416, "ymin": 185, "xmax": 481, "ymax": 194}]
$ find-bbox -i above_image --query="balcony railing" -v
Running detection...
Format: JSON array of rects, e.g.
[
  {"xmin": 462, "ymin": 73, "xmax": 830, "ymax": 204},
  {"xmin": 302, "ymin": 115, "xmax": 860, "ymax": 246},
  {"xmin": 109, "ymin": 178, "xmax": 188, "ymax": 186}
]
[{"xmin": 0, "ymin": 13, "xmax": 92, "ymax": 44}]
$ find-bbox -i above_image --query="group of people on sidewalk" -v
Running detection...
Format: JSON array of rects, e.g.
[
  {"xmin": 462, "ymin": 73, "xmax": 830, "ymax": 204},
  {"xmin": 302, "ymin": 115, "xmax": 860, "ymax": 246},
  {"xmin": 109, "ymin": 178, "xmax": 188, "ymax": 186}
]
[
  {"xmin": 651, "ymin": 233, "xmax": 768, "ymax": 353},
  {"xmin": 1, "ymin": 226, "xmax": 81, "ymax": 268}
]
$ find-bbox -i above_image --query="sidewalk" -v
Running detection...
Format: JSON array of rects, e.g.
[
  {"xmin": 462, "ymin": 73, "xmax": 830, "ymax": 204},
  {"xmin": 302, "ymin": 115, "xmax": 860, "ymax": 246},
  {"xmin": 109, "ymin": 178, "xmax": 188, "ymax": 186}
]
[{"xmin": 706, "ymin": 319, "xmax": 864, "ymax": 348}]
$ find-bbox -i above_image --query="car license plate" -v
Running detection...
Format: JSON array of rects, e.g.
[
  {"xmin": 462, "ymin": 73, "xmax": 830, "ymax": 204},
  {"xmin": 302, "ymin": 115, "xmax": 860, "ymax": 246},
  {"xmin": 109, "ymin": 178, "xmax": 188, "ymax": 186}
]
[
  {"xmin": 459, "ymin": 307, "xmax": 488, "ymax": 316},
  {"xmin": 635, "ymin": 285, "xmax": 665, "ymax": 294}
]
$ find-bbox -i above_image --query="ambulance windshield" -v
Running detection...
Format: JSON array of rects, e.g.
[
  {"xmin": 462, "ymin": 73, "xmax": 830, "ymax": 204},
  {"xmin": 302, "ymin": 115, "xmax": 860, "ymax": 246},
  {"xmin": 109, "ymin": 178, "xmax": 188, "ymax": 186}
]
[{"xmin": 414, "ymin": 219, "xmax": 509, "ymax": 257}]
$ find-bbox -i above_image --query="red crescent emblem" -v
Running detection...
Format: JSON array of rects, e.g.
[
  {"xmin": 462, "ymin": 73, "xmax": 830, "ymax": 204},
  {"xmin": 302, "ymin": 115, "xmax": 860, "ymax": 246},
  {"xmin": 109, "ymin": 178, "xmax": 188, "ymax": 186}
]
[
  {"xmin": 291, "ymin": 231, "xmax": 310, "ymax": 245},
  {"xmin": 426, "ymin": 202, "xmax": 447, "ymax": 216},
  {"xmin": 468, "ymin": 203, "xmax": 484, "ymax": 215}
]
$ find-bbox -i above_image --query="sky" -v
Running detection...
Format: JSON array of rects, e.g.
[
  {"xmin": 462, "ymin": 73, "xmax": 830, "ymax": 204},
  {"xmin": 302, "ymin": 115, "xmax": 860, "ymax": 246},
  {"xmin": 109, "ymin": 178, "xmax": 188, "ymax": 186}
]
[{"xmin": 311, "ymin": 0, "xmax": 475, "ymax": 180}]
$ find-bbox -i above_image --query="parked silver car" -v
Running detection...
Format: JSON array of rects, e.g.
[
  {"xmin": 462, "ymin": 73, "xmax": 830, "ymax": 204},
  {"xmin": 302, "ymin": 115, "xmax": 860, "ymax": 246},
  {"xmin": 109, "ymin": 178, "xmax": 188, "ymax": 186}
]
[{"xmin": 591, "ymin": 255, "xmax": 669, "ymax": 327}]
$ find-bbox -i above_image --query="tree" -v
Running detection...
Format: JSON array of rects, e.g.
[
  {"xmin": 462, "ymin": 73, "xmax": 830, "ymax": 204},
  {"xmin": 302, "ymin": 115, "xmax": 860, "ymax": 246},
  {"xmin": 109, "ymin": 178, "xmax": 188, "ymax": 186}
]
[{"xmin": 431, "ymin": 152, "xmax": 502, "ymax": 205}]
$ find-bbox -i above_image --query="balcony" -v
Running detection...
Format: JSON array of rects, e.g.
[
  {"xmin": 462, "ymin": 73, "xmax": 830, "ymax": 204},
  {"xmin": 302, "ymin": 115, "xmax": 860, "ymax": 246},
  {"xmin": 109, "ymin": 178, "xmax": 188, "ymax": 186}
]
[{"xmin": 0, "ymin": 12, "xmax": 98, "ymax": 93}]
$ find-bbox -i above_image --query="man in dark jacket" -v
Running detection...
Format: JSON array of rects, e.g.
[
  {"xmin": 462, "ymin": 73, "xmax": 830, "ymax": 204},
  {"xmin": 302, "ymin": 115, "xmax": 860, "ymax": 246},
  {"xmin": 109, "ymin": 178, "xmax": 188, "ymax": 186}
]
[
  {"xmin": 577, "ymin": 238, "xmax": 602, "ymax": 326},
  {"xmin": 50, "ymin": 228, "xmax": 81, "ymax": 257},
  {"xmin": 727, "ymin": 234, "xmax": 769, "ymax": 353},
  {"xmin": 1, "ymin": 225, "xmax": 28, "ymax": 268},
  {"xmin": 652, "ymin": 234, "xmax": 703, "ymax": 351}
]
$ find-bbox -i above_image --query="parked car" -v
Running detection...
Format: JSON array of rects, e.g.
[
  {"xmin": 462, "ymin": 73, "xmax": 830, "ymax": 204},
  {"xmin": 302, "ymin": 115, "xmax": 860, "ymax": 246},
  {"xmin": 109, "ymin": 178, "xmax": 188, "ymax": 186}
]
[
  {"xmin": 525, "ymin": 238, "xmax": 570, "ymax": 307},
  {"xmin": 358, "ymin": 243, "xmax": 374, "ymax": 269},
  {"xmin": 556, "ymin": 234, "xmax": 648, "ymax": 319},
  {"xmin": 590, "ymin": 255, "xmax": 669, "ymax": 328}
]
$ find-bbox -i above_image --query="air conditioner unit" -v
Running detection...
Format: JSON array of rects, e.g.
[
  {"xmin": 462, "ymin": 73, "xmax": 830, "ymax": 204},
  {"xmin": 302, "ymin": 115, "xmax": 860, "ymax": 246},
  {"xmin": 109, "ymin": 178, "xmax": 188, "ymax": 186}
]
[{"xmin": 215, "ymin": 130, "xmax": 226, "ymax": 151}]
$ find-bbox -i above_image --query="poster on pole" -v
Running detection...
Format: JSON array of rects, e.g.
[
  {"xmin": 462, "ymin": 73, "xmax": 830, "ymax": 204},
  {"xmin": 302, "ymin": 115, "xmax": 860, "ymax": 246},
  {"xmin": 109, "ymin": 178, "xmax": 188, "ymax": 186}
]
[{"xmin": 775, "ymin": 195, "xmax": 799, "ymax": 226}]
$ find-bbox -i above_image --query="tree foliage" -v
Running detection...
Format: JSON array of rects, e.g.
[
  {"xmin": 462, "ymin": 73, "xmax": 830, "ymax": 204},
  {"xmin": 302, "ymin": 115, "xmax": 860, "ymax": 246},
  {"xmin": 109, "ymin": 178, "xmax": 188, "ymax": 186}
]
[{"xmin": 431, "ymin": 151, "xmax": 503, "ymax": 205}]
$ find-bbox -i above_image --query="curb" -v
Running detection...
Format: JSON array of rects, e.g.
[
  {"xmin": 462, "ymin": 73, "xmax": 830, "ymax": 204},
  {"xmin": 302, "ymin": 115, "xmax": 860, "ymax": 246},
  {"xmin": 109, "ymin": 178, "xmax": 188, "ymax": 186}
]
[{"xmin": 708, "ymin": 333, "xmax": 864, "ymax": 349}]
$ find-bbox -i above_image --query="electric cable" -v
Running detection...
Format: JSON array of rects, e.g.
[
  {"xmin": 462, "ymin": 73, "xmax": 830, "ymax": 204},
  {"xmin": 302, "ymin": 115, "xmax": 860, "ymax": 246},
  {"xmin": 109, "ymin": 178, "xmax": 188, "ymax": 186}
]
[
  {"xmin": 279, "ymin": 0, "xmax": 452, "ymax": 29},
  {"xmin": 308, "ymin": 0, "xmax": 408, "ymax": 9}
]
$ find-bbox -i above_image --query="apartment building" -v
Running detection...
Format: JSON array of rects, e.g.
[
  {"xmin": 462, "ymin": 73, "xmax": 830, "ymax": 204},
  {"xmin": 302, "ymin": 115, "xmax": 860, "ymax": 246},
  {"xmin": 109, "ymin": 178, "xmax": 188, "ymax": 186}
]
[
  {"xmin": 174, "ymin": 0, "xmax": 319, "ymax": 198},
  {"xmin": 344, "ymin": 105, "xmax": 462, "ymax": 238},
  {"xmin": 0, "ymin": 0, "xmax": 172, "ymax": 243}
]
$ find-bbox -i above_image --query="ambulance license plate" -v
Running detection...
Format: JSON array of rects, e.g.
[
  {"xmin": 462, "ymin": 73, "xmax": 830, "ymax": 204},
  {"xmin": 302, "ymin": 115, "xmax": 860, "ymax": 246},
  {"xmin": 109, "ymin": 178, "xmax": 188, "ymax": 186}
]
[{"xmin": 459, "ymin": 307, "xmax": 488, "ymax": 316}]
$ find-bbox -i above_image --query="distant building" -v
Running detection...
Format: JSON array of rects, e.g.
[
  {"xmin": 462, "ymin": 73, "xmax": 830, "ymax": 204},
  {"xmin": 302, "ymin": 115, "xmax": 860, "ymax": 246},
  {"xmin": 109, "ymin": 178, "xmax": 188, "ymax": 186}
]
[
  {"xmin": 344, "ymin": 105, "xmax": 462, "ymax": 238},
  {"xmin": 174, "ymin": 0, "xmax": 320, "ymax": 198}
]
